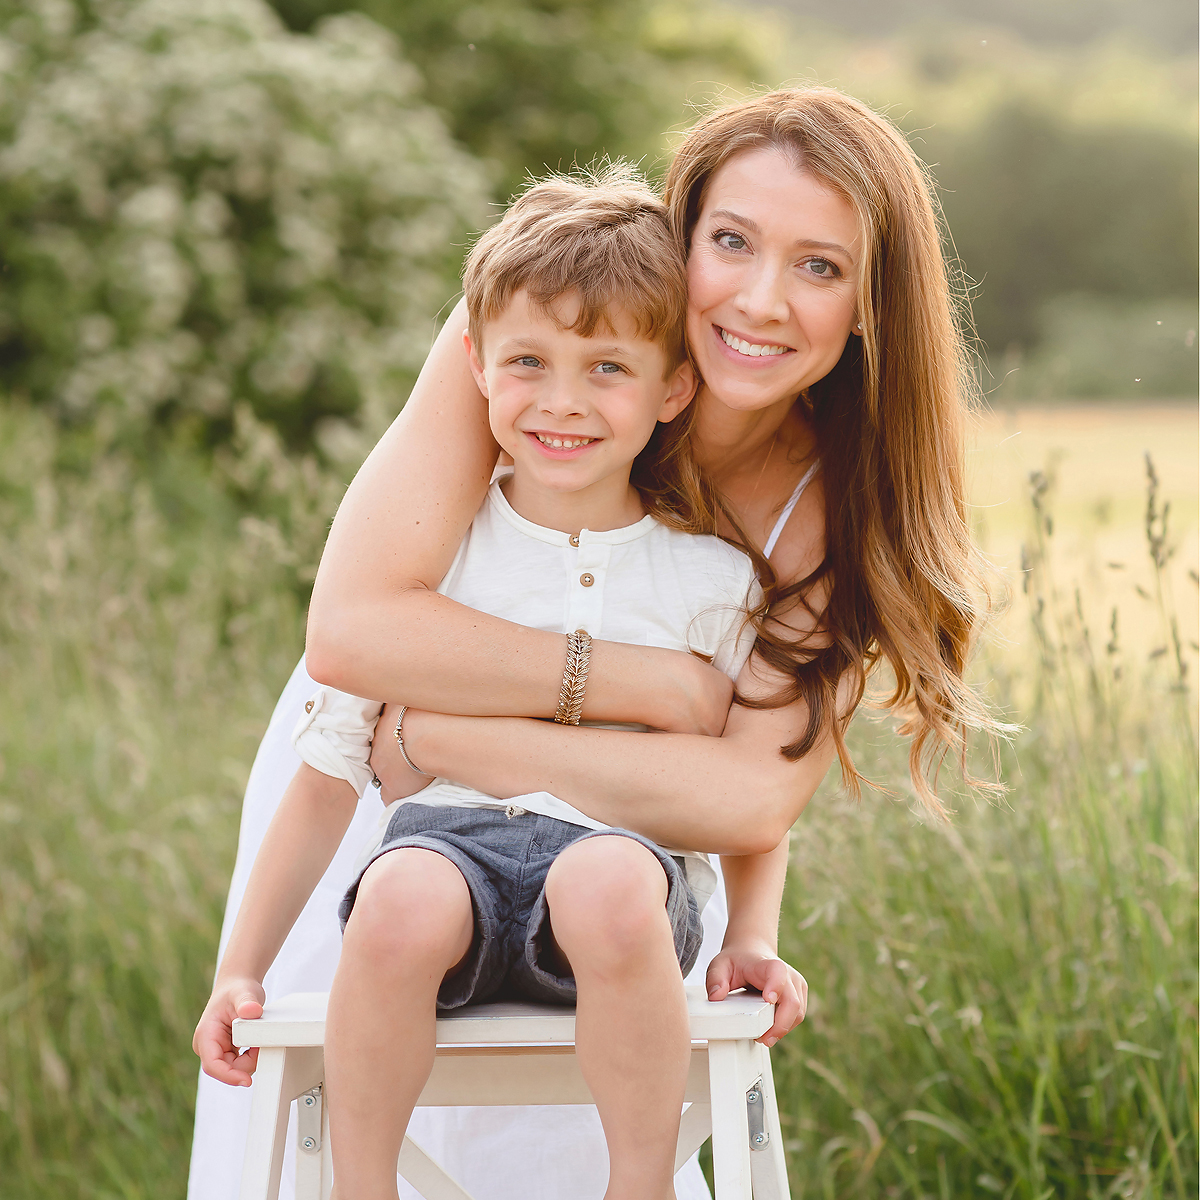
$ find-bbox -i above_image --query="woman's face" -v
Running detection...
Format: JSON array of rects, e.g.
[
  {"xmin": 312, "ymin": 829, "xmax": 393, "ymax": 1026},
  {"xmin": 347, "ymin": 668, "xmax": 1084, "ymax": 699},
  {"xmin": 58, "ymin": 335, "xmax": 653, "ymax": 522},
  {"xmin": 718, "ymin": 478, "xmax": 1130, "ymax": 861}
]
[{"xmin": 686, "ymin": 146, "xmax": 862, "ymax": 413}]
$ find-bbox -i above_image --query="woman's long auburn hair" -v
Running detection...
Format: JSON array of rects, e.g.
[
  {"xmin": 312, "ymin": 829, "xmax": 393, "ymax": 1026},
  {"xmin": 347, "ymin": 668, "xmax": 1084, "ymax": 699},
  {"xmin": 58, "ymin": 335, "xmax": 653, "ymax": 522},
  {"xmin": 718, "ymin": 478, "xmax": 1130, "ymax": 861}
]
[{"xmin": 650, "ymin": 86, "xmax": 1002, "ymax": 816}]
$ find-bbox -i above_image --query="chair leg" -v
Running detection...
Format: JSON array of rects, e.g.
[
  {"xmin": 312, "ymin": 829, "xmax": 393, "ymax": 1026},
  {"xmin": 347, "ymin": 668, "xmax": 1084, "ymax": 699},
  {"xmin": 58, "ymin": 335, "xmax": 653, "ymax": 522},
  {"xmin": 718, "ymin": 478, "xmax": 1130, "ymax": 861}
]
[
  {"xmin": 295, "ymin": 1085, "xmax": 327, "ymax": 1200},
  {"xmin": 320, "ymin": 1094, "xmax": 333, "ymax": 1200},
  {"xmin": 707, "ymin": 1040, "xmax": 753, "ymax": 1200},
  {"xmin": 397, "ymin": 1133, "xmax": 480, "ymax": 1200},
  {"xmin": 241, "ymin": 1047, "xmax": 324, "ymax": 1200},
  {"xmin": 748, "ymin": 1042, "xmax": 790, "ymax": 1200},
  {"xmin": 674, "ymin": 1101, "xmax": 713, "ymax": 1173}
]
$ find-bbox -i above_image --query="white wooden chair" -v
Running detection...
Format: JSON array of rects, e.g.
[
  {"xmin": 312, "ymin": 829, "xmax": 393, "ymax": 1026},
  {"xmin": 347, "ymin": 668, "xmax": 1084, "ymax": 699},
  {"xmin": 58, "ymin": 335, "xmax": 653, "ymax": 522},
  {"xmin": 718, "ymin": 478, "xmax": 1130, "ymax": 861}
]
[{"xmin": 233, "ymin": 986, "xmax": 790, "ymax": 1200}]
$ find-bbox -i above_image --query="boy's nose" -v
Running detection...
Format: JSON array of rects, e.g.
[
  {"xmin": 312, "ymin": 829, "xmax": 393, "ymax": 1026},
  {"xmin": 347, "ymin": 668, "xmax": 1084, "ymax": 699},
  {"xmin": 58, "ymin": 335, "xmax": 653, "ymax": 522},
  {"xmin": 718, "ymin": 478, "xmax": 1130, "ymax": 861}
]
[{"xmin": 539, "ymin": 380, "xmax": 589, "ymax": 418}]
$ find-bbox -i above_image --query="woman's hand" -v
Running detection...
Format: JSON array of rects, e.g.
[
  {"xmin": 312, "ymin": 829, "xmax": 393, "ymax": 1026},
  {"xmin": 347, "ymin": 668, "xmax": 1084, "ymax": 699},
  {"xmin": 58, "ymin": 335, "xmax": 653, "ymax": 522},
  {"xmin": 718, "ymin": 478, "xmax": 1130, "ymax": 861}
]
[
  {"xmin": 705, "ymin": 943, "xmax": 808, "ymax": 1047},
  {"xmin": 193, "ymin": 976, "xmax": 267, "ymax": 1087}
]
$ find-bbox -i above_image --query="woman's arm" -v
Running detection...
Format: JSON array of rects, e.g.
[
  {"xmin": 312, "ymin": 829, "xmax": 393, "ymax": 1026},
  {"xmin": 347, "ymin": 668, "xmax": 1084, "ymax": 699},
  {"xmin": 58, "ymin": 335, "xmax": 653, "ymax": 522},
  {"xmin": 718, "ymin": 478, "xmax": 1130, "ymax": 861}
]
[
  {"xmin": 304, "ymin": 299, "xmax": 733, "ymax": 736},
  {"xmin": 390, "ymin": 682, "xmax": 836, "ymax": 855}
]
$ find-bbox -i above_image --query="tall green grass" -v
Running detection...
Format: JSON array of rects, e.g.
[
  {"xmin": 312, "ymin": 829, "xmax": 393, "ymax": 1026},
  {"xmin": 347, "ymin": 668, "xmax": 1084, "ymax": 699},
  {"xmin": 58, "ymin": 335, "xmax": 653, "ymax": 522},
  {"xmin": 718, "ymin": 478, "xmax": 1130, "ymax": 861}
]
[
  {"xmin": 1, "ymin": 403, "xmax": 1195, "ymax": 1198},
  {"xmin": 771, "ymin": 458, "xmax": 1198, "ymax": 1198}
]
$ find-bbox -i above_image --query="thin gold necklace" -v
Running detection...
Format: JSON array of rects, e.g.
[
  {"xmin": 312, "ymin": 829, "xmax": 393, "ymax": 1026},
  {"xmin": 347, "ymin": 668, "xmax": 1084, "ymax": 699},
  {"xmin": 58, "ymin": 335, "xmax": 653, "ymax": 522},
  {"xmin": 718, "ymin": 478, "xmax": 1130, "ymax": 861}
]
[{"xmin": 747, "ymin": 428, "xmax": 779, "ymax": 510}]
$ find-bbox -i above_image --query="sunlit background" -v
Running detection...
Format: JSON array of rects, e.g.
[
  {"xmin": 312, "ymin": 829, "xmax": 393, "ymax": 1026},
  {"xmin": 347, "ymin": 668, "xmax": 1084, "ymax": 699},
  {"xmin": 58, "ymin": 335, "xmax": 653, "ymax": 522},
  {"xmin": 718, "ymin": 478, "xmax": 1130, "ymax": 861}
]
[{"xmin": 0, "ymin": 0, "xmax": 1195, "ymax": 1196}]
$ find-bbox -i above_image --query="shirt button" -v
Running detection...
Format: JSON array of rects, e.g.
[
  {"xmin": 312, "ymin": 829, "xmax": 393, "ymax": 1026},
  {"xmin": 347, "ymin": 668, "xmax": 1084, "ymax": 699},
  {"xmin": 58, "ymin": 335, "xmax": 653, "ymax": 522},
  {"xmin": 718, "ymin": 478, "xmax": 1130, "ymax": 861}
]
[
  {"xmin": 304, "ymin": 700, "xmax": 314, "ymax": 713},
  {"xmin": 569, "ymin": 534, "xmax": 580, "ymax": 547},
  {"xmin": 579, "ymin": 572, "xmax": 594, "ymax": 587}
]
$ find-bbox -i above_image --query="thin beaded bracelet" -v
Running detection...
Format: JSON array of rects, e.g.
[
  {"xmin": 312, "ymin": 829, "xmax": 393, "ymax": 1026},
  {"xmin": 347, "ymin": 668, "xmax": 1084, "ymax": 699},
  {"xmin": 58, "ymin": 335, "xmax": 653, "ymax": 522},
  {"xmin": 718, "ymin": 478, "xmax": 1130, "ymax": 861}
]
[{"xmin": 393, "ymin": 705, "xmax": 432, "ymax": 776}]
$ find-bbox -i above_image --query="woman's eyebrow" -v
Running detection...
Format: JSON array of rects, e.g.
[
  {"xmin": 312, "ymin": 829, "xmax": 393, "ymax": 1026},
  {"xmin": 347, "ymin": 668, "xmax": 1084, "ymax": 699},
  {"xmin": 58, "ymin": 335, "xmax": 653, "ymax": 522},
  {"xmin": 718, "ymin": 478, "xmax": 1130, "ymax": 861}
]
[{"xmin": 708, "ymin": 208, "xmax": 854, "ymax": 260}]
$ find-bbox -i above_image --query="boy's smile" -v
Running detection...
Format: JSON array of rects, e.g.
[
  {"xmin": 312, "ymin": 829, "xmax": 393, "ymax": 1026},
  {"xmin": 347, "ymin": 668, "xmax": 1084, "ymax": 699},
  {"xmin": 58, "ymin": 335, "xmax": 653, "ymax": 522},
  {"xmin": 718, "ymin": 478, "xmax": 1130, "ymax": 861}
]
[{"xmin": 466, "ymin": 290, "xmax": 695, "ymax": 534}]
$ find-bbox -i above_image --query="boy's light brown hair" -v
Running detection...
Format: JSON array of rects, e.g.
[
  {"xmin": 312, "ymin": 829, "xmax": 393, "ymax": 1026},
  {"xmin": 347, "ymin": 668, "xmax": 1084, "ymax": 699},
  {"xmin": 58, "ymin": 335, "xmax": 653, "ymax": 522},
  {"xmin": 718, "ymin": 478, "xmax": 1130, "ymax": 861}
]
[{"xmin": 462, "ymin": 162, "xmax": 688, "ymax": 373}]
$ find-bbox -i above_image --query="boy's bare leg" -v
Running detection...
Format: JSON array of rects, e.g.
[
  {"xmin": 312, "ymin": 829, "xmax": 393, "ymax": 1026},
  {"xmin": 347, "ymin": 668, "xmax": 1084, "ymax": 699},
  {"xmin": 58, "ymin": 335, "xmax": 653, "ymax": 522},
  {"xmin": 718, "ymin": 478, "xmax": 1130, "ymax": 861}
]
[
  {"xmin": 325, "ymin": 848, "xmax": 475, "ymax": 1200},
  {"xmin": 545, "ymin": 836, "xmax": 690, "ymax": 1200}
]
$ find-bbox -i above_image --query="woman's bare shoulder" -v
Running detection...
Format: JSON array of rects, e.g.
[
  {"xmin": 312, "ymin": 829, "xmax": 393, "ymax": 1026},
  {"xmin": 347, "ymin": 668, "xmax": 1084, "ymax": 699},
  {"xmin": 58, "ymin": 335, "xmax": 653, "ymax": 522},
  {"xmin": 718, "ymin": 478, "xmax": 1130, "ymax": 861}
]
[{"xmin": 767, "ymin": 469, "xmax": 826, "ymax": 586}]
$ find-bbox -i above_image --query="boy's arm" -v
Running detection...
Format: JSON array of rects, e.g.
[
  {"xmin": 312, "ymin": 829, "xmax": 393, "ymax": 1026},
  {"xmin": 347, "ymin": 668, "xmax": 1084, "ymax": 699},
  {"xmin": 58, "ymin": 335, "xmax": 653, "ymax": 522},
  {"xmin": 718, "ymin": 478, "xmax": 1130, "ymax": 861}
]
[
  {"xmin": 708, "ymin": 839, "xmax": 808, "ymax": 1045},
  {"xmin": 192, "ymin": 764, "xmax": 359, "ymax": 1086}
]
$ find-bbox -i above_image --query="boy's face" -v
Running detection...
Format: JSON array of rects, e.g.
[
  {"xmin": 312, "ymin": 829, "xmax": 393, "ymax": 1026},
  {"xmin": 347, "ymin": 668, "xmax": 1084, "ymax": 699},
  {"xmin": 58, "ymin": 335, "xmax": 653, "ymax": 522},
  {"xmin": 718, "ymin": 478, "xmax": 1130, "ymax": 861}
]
[{"xmin": 466, "ymin": 291, "xmax": 695, "ymax": 516}]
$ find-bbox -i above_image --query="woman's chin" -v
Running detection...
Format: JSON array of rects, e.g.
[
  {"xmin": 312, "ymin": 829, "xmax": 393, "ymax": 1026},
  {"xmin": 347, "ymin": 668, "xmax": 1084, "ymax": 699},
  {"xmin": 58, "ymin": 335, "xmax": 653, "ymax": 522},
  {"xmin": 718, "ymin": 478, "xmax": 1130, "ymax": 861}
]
[{"xmin": 699, "ymin": 365, "xmax": 805, "ymax": 413}]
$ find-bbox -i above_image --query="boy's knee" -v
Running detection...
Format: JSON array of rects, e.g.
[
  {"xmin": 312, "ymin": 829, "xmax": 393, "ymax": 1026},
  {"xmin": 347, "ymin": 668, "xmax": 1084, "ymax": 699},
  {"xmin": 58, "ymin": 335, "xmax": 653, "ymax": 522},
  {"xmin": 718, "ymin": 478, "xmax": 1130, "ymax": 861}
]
[
  {"xmin": 545, "ymin": 836, "xmax": 670, "ymax": 959},
  {"xmin": 346, "ymin": 849, "xmax": 472, "ymax": 961}
]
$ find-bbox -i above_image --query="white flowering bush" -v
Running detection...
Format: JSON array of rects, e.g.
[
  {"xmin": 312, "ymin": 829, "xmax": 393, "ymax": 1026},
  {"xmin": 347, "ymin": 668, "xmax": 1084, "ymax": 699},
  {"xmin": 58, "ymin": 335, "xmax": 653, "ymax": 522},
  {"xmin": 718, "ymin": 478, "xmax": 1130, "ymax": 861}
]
[{"xmin": 0, "ymin": 0, "xmax": 488, "ymax": 449}]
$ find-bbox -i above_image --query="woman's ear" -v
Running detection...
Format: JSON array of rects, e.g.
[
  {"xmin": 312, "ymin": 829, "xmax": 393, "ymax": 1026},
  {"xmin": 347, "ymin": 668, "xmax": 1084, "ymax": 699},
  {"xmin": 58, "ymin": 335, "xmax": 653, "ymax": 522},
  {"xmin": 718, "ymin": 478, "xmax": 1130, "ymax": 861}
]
[
  {"xmin": 463, "ymin": 329, "xmax": 490, "ymax": 398},
  {"xmin": 656, "ymin": 359, "xmax": 698, "ymax": 424}
]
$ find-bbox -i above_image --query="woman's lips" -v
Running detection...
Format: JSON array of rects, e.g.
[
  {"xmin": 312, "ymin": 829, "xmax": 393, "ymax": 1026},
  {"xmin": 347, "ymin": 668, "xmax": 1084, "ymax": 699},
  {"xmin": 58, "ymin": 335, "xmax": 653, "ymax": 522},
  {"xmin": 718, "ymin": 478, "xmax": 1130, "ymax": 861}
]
[{"xmin": 712, "ymin": 324, "xmax": 795, "ymax": 365}]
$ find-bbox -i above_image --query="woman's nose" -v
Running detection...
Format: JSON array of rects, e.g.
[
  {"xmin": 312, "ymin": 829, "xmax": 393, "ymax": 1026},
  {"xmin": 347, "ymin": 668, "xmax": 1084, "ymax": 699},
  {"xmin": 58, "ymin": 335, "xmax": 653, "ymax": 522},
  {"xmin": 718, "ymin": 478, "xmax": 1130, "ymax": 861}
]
[{"xmin": 736, "ymin": 260, "xmax": 790, "ymax": 327}]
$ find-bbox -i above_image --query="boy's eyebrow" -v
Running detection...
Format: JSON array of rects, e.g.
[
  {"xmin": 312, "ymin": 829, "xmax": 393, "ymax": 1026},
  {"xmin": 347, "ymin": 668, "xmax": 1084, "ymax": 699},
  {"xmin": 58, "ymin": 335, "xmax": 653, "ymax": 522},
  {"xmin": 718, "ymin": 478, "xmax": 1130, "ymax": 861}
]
[
  {"xmin": 498, "ymin": 336, "xmax": 639, "ymax": 359},
  {"xmin": 708, "ymin": 208, "xmax": 855, "ymax": 260}
]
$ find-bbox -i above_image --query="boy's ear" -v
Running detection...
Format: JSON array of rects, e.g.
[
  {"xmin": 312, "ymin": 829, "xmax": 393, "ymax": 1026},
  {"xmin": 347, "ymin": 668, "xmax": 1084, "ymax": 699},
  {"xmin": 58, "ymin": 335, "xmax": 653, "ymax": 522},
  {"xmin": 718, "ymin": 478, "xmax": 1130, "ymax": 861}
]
[
  {"xmin": 656, "ymin": 359, "xmax": 698, "ymax": 424},
  {"xmin": 463, "ymin": 329, "xmax": 489, "ymax": 398}
]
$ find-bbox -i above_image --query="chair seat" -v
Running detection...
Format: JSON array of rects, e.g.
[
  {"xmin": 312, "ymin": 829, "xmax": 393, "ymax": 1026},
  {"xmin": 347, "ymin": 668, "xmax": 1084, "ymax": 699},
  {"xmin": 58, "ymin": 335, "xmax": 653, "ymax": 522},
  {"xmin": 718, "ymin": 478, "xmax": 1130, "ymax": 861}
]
[
  {"xmin": 234, "ymin": 985, "xmax": 775, "ymax": 1048},
  {"xmin": 234, "ymin": 986, "xmax": 790, "ymax": 1200}
]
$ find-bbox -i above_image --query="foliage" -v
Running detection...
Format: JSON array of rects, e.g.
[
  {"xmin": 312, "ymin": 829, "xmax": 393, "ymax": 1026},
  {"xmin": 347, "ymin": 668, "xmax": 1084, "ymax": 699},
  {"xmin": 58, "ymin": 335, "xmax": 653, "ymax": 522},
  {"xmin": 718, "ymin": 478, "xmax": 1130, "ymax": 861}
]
[
  {"xmin": 265, "ymin": 0, "xmax": 761, "ymax": 200},
  {"xmin": 0, "ymin": 403, "xmax": 313, "ymax": 1196},
  {"xmin": 769, "ymin": 459, "xmax": 1198, "ymax": 1198},
  {"xmin": 762, "ymin": 0, "xmax": 1197, "ymax": 52},
  {"xmin": 925, "ymin": 102, "xmax": 1199, "ymax": 355},
  {"xmin": 0, "ymin": 0, "xmax": 487, "ymax": 451},
  {"xmin": 992, "ymin": 296, "xmax": 1198, "ymax": 400}
]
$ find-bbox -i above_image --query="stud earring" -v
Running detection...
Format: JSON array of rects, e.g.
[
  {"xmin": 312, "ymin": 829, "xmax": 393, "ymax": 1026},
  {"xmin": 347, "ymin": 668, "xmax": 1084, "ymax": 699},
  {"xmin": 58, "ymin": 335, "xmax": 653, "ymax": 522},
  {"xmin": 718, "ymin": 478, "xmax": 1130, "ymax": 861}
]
[{"xmin": 855, "ymin": 322, "xmax": 862, "ymax": 331}]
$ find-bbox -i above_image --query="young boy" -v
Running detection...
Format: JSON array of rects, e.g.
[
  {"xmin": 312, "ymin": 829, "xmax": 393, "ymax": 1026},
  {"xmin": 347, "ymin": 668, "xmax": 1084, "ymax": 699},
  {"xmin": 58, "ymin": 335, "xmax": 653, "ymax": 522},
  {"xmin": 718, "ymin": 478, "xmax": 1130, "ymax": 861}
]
[{"xmin": 195, "ymin": 167, "xmax": 761, "ymax": 1200}]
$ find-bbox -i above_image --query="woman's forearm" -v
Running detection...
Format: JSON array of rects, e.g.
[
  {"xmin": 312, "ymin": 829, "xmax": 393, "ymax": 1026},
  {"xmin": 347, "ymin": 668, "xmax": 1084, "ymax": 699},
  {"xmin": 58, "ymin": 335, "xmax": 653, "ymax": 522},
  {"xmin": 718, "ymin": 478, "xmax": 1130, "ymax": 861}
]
[{"xmin": 403, "ymin": 701, "xmax": 834, "ymax": 855}]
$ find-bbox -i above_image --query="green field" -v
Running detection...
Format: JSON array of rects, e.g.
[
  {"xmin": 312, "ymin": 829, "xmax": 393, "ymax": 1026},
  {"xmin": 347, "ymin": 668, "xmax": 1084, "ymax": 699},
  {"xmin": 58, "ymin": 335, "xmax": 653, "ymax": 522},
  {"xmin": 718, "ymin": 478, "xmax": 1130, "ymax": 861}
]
[{"xmin": 1, "ymin": 400, "xmax": 1195, "ymax": 1198}]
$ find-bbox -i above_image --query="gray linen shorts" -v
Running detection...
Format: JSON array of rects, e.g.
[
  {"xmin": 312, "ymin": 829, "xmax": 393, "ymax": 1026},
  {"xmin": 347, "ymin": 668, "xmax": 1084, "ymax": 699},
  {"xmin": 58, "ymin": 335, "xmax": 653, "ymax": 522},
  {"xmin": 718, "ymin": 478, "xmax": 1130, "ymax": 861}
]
[{"xmin": 339, "ymin": 803, "xmax": 703, "ymax": 1009}]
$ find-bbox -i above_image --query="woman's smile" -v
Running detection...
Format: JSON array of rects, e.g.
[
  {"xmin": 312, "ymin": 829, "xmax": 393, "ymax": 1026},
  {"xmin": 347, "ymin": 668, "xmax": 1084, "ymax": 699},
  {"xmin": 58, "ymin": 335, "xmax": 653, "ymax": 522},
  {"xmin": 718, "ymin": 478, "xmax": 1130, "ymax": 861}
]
[{"xmin": 714, "ymin": 325, "xmax": 795, "ymax": 361}]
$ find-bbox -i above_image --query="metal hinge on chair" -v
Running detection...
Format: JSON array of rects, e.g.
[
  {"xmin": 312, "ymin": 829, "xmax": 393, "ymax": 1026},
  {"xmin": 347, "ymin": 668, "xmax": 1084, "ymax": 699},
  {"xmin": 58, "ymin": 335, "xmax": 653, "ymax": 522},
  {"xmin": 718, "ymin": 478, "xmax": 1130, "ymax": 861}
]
[
  {"xmin": 746, "ymin": 1078, "xmax": 769, "ymax": 1150},
  {"xmin": 298, "ymin": 1085, "xmax": 323, "ymax": 1154}
]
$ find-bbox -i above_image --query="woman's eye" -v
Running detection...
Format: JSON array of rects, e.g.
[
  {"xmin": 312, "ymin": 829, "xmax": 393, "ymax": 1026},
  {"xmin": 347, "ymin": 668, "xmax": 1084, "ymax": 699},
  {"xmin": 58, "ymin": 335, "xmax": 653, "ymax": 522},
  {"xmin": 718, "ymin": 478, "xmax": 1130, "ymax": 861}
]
[
  {"xmin": 804, "ymin": 258, "xmax": 840, "ymax": 279},
  {"xmin": 713, "ymin": 230, "xmax": 748, "ymax": 252}
]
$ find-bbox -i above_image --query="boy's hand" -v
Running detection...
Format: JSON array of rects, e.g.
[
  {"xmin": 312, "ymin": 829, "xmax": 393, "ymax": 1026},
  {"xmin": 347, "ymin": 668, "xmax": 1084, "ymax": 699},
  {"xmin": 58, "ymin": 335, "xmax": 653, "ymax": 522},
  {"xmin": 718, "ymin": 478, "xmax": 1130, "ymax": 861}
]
[
  {"xmin": 705, "ymin": 946, "xmax": 808, "ymax": 1047},
  {"xmin": 193, "ymin": 977, "xmax": 268, "ymax": 1087}
]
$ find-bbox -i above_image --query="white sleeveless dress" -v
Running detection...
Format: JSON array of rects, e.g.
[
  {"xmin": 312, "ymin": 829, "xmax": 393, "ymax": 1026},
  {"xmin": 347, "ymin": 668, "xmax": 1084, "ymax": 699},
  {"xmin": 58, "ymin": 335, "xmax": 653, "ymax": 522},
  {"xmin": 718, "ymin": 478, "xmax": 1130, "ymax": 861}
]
[{"xmin": 185, "ymin": 465, "xmax": 819, "ymax": 1200}]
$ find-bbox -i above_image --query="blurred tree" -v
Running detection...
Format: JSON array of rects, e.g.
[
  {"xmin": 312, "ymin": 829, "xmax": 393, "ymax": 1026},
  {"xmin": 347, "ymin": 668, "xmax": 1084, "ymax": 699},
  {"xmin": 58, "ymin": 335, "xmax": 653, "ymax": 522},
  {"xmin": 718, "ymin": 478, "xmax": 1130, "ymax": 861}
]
[
  {"xmin": 923, "ymin": 103, "xmax": 1198, "ymax": 355},
  {"xmin": 265, "ymin": 0, "xmax": 761, "ymax": 198},
  {"xmin": 764, "ymin": 0, "xmax": 1197, "ymax": 52},
  {"xmin": 0, "ymin": 0, "xmax": 488, "ymax": 451}
]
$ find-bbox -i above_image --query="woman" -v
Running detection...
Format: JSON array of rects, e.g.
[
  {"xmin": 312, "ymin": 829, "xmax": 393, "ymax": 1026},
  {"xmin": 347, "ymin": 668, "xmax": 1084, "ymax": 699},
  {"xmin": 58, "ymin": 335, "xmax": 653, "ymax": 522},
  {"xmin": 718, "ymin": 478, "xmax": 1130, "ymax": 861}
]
[{"xmin": 188, "ymin": 87, "xmax": 996, "ymax": 1200}]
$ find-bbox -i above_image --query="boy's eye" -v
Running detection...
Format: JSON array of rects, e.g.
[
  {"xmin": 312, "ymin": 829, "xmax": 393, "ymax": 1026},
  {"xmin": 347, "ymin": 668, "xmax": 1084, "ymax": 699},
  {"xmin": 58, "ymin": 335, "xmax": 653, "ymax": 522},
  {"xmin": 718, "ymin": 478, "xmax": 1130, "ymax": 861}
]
[
  {"xmin": 713, "ymin": 229, "xmax": 748, "ymax": 252},
  {"xmin": 514, "ymin": 355, "xmax": 542, "ymax": 368},
  {"xmin": 595, "ymin": 361, "xmax": 625, "ymax": 375}
]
